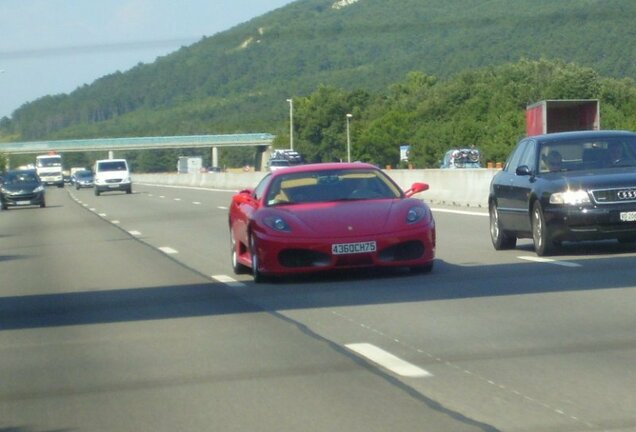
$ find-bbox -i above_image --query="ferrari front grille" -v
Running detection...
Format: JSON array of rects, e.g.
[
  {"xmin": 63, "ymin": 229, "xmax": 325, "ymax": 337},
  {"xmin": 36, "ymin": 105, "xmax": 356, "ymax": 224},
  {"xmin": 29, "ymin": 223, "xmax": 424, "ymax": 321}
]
[
  {"xmin": 279, "ymin": 249, "xmax": 330, "ymax": 268},
  {"xmin": 378, "ymin": 240, "xmax": 425, "ymax": 262}
]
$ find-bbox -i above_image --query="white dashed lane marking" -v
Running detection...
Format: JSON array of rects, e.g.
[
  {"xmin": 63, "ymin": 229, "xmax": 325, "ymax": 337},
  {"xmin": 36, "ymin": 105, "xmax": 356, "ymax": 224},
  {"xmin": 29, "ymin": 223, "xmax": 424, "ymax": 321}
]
[
  {"xmin": 159, "ymin": 247, "xmax": 178, "ymax": 255},
  {"xmin": 345, "ymin": 343, "xmax": 432, "ymax": 378},
  {"xmin": 212, "ymin": 275, "xmax": 246, "ymax": 288},
  {"xmin": 518, "ymin": 256, "xmax": 582, "ymax": 267}
]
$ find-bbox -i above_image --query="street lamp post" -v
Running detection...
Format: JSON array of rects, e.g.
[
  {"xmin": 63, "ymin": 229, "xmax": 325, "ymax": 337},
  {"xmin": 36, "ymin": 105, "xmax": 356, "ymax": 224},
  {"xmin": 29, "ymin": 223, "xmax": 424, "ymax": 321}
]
[
  {"xmin": 286, "ymin": 98, "xmax": 294, "ymax": 150},
  {"xmin": 346, "ymin": 113, "xmax": 353, "ymax": 162}
]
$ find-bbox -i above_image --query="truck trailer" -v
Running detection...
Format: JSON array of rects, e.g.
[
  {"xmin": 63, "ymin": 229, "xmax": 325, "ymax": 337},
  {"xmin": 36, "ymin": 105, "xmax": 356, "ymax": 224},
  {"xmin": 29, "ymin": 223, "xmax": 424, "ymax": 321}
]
[
  {"xmin": 526, "ymin": 99, "xmax": 600, "ymax": 137},
  {"xmin": 177, "ymin": 156, "xmax": 203, "ymax": 174}
]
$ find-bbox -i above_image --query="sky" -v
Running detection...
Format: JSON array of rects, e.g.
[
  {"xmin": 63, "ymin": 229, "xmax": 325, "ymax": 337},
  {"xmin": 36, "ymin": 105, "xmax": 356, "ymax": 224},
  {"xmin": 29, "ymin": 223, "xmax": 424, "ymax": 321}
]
[{"xmin": 0, "ymin": 0, "xmax": 295, "ymax": 119}]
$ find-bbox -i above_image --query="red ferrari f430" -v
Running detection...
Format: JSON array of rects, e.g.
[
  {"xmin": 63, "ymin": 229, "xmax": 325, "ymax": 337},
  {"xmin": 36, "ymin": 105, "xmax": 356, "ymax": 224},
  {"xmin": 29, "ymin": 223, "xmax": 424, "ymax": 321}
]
[{"xmin": 229, "ymin": 162, "xmax": 436, "ymax": 282}]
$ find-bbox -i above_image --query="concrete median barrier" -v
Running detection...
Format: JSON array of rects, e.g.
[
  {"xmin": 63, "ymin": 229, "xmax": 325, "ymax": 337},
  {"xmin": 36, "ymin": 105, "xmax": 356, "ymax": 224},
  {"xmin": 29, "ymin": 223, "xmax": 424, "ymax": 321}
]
[{"xmin": 133, "ymin": 168, "xmax": 499, "ymax": 208}]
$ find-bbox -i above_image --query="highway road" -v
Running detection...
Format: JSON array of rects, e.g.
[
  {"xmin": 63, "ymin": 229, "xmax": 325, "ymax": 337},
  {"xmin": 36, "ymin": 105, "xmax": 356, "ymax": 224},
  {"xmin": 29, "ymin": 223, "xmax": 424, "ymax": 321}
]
[{"xmin": 1, "ymin": 184, "xmax": 635, "ymax": 432}]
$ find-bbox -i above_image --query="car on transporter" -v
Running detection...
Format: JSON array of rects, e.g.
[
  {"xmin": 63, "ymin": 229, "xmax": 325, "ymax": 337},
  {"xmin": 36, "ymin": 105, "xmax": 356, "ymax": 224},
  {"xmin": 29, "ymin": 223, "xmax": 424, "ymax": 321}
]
[{"xmin": 489, "ymin": 130, "xmax": 636, "ymax": 256}]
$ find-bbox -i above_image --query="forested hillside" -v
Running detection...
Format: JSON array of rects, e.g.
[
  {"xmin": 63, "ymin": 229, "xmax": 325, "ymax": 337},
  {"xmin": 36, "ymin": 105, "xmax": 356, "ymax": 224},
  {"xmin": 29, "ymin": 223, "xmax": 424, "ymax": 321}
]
[{"xmin": 2, "ymin": 0, "xmax": 636, "ymax": 169}]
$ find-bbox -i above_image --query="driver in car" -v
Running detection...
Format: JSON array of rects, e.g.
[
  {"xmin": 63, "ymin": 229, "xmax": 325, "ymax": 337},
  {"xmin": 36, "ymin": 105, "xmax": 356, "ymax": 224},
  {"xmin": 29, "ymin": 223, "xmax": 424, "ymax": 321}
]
[{"xmin": 606, "ymin": 143, "xmax": 624, "ymax": 166}]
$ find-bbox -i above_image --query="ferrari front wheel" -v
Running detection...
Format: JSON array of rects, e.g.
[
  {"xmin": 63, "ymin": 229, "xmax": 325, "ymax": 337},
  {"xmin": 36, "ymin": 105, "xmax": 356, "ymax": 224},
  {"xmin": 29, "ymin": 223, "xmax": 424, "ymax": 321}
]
[
  {"xmin": 230, "ymin": 234, "xmax": 248, "ymax": 275},
  {"xmin": 249, "ymin": 235, "xmax": 269, "ymax": 283}
]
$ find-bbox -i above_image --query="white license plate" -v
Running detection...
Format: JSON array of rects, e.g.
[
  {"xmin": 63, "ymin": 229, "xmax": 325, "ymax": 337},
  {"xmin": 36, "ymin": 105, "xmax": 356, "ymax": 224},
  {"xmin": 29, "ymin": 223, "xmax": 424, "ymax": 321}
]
[
  {"xmin": 620, "ymin": 211, "xmax": 636, "ymax": 222},
  {"xmin": 16, "ymin": 200, "xmax": 31, "ymax": 205},
  {"xmin": 108, "ymin": 184, "xmax": 120, "ymax": 188},
  {"xmin": 331, "ymin": 241, "xmax": 377, "ymax": 255}
]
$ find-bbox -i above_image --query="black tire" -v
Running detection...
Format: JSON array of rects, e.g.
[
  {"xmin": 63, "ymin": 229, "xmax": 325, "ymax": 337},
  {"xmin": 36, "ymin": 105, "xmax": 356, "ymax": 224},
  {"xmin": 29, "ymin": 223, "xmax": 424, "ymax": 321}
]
[
  {"xmin": 126, "ymin": 187, "xmax": 132, "ymax": 194},
  {"xmin": 1, "ymin": 202, "xmax": 8, "ymax": 210},
  {"xmin": 249, "ymin": 235, "xmax": 269, "ymax": 283},
  {"xmin": 40, "ymin": 199, "xmax": 46, "ymax": 208},
  {"xmin": 489, "ymin": 202, "xmax": 517, "ymax": 250},
  {"xmin": 532, "ymin": 201, "xmax": 555, "ymax": 256},
  {"xmin": 94, "ymin": 188, "xmax": 100, "ymax": 196},
  {"xmin": 230, "ymin": 234, "xmax": 248, "ymax": 275}
]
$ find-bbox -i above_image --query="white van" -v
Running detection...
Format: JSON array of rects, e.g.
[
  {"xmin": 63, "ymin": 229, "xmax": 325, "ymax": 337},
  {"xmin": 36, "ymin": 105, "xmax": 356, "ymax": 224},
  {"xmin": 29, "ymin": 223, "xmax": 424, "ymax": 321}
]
[{"xmin": 93, "ymin": 159, "xmax": 132, "ymax": 196}]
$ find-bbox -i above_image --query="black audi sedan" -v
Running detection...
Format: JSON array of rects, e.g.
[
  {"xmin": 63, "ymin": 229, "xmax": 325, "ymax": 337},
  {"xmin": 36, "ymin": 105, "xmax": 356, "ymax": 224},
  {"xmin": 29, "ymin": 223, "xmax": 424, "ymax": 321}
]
[
  {"xmin": 489, "ymin": 130, "xmax": 636, "ymax": 256},
  {"xmin": 0, "ymin": 169, "xmax": 46, "ymax": 210}
]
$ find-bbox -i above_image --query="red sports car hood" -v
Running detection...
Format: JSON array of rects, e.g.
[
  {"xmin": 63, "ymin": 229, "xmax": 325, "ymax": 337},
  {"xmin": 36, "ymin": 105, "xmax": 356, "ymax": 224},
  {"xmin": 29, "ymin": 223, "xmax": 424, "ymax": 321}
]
[{"xmin": 278, "ymin": 199, "xmax": 411, "ymax": 236}]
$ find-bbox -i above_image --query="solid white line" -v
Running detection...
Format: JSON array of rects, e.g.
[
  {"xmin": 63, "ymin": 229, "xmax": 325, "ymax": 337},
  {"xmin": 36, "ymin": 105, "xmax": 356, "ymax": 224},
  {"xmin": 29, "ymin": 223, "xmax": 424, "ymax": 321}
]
[
  {"xmin": 518, "ymin": 256, "xmax": 581, "ymax": 267},
  {"xmin": 345, "ymin": 343, "xmax": 432, "ymax": 378},
  {"xmin": 136, "ymin": 183, "xmax": 236, "ymax": 193},
  {"xmin": 212, "ymin": 275, "xmax": 247, "ymax": 288},
  {"xmin": 159, "ymin": 247, "xmax": 178, "ymax": 254},
  {"xmin": 431, "ymin": 207, "xmax": 488, "ymax": 217}
]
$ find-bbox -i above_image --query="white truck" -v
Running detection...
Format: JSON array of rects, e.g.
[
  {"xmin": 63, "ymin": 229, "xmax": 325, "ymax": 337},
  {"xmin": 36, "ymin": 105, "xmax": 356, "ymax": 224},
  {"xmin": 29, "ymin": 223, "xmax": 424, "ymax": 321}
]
[
  {"xmin": 177, "ymin": 156, "xmax": 203, "ymax": 174},
  {"xmin": 35, "ymin": 153, "xmax": 64, "ymax": 187}
]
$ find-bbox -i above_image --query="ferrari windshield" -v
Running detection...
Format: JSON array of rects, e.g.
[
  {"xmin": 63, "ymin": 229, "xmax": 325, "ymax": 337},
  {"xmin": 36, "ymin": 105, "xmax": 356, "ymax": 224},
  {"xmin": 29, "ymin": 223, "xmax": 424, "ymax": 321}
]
[{"xmin": 265, "ymin": 168, "xmax": 402, "ymax": 206}]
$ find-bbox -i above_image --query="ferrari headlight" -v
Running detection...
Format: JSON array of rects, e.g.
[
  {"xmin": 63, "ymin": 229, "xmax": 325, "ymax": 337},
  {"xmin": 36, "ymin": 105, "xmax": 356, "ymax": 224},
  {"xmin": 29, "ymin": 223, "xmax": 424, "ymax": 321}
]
[
  {"xmin": 549, "ymin": 190, "xmax": 591, "ymax": 205},
  {"xmin": 406, "ymin": 206, "xmax": 426, "ymax": 224},
  {"xmin": 264, "ymin": 216, "xmax": 291, "ymax": 232}
]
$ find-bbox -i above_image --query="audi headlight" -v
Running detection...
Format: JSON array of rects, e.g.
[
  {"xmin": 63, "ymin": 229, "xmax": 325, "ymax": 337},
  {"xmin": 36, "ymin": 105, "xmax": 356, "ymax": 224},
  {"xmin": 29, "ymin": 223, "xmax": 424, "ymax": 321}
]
[
  {"xmin": 264, "ymin": 216, "xmax": 291, "ymax": 232},
  {"xmin": 549, "ymin": 190, "xmax": 591, "ymax": 205}
]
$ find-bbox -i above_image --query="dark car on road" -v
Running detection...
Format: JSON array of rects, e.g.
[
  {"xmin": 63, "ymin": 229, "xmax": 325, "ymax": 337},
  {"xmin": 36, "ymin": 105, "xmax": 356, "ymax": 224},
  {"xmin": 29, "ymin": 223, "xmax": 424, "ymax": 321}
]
[
  {"xmin": 0, "ymin": 169, "xmax": 46, "ymax": 210},
  {"xmin": 73, "ymin": 169, "xmax": 94, "ymax": 189},
  {"xmin": 489, "ymin": 130, "xmax": 636, "ymax": 256}
]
